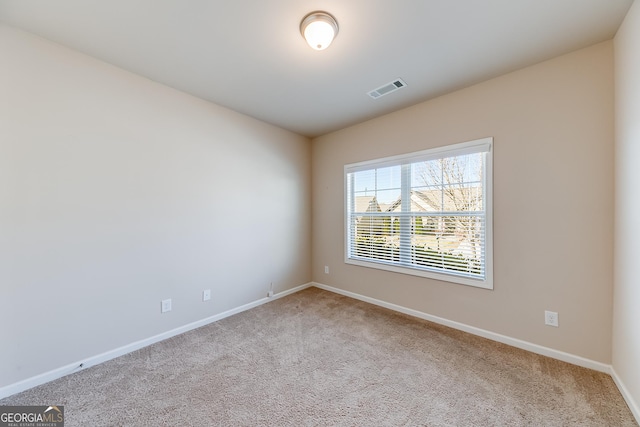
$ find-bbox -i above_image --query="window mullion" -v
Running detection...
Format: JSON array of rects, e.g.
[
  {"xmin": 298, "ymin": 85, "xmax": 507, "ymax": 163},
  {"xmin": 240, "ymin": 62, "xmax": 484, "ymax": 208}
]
[{"xmin": 399, "ymin": 163, "xmax": 411, "ymax": 265}]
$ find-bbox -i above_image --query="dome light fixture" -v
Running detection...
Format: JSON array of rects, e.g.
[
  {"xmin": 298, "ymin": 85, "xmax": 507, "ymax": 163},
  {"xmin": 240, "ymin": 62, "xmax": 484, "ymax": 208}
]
[{"xmin": 300, "ymin": 11, "xmax": 339, "ymax": 51}]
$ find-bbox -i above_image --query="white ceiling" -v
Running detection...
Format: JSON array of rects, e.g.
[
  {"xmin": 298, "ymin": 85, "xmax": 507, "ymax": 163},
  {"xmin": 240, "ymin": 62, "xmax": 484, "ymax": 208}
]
[{"xmin": 0, "ymin": 0, "xmax": 634, "ymax": 137}]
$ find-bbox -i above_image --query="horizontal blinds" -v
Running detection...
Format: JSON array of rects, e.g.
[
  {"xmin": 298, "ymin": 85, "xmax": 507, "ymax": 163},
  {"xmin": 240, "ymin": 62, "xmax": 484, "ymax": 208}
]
[
  {"xmin": 347, "ymin": 212, "xmax": 486, "ymax": 279},
  {"xmin": 346, "ymin": 138, "xmax": 490, "ymax": 282}
]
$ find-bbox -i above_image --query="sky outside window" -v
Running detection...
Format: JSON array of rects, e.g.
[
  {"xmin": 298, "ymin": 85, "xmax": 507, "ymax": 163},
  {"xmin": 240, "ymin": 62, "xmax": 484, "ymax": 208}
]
[{"xmin": 353, "ymin": 165, "xmax": 401, "ymax": 204}]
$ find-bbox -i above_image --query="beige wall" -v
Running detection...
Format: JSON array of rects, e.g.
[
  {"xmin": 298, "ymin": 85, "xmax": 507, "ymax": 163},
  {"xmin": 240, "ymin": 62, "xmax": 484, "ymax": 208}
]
[
  {"xmin": 0, "ymin": 24, "xmax": 311, "ymax": 387},
  {"xmin": 312, "ymin": 41, "xmax": 614, "ymax": 363},
  {"xmin": 613, "ymin": 0, "xmax": 640, "ymax": 417}
]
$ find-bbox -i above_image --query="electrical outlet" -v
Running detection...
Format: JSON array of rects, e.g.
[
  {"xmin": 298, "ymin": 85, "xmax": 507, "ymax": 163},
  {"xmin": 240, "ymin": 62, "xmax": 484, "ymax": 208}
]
[
  {"xmin": 268, "ymin": 282, "xmax": 274, "ymax": 298},
  {"xmin": 203, "ymin": 289, "xmax": 211, "ymax": 302},
  {"xmin": 545, "ymin": 310, "xmax": 558, "ymax": 327},
  {"xmin": 161, "ymin": 299, "xmax": 172, "ymax": 313},
  {"xmin": 324, "ymin": 265, "xmax": 329, "ymax": 274}
]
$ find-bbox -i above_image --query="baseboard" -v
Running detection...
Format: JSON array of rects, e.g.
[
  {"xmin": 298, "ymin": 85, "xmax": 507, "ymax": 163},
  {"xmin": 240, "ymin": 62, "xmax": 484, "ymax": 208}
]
[
  {"xmin": 0, "ymin": 282, "xmax": 313, "ymax": 400},
  {"xmin": 5, "ymin": 280, "xmax": 634, "ymax": 423},
  {"xmin": 611, "ymin": 367, "xmax": 640, "ymax": 424},
  {"xmin": 311, "ymin": 282, "xmax": 611, "ymax": 374}
]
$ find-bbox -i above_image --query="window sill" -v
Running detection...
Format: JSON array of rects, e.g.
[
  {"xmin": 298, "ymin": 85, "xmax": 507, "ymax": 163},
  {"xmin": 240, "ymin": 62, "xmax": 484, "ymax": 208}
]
[{"xmin": 345, "ymin": 257, "xmax": 493, "ymax": 290}]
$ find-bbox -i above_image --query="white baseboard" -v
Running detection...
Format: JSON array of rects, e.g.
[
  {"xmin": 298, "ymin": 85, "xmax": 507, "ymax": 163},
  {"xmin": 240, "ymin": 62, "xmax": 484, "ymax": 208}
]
[
  {"xmin": 311, "ymin": 282, "xmax": 611, "ymax": 374},
  {"xmin": 5, "ymin": 280, "xmax": 638, "ymax": 426},
  {"xmin": 0, "ymin": 282, "xmax": 313, "ymax": 400},
  {"xmin": 317, "ymin": 277, "xmax": 637, "ymax": 424},
  {"xmin": 611, "ymin": 367, "xmax": 640, "ymax": 424}
]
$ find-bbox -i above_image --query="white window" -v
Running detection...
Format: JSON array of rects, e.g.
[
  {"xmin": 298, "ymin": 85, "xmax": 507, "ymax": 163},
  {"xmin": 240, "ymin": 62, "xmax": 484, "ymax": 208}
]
[{"xmin": 345, "ymin": 138, "xmax": 493, "ymax": 289}]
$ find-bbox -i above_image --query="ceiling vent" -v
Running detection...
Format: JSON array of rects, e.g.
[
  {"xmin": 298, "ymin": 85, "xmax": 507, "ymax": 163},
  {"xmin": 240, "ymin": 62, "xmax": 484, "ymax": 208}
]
[{"xmin": 367, "ymin": 78, "xmax": 407, "ymax": 99}]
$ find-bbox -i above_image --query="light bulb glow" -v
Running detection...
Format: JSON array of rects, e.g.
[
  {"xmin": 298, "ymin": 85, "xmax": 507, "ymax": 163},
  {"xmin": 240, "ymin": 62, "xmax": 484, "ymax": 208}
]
[
  {"xmin": 304, "ymin": 20, "xmax": 334, "ymax": 50},
  {"xmin": 300, "ymin": 12, "xmax": 338, "ymax": 51}
]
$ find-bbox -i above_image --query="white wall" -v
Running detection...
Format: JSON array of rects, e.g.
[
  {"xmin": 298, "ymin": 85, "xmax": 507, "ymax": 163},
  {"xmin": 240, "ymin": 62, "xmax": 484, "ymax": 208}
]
[
  {"xmin": 312, "ymin": 41, "xmax": 615, "ymax": 364},
  {"xmin": 613, "ymin": 0, "xmax": 640, "ymax": 419},
  {"xmin": 0, "ymin": 24, "xmax": 311, "ymax": 388}
]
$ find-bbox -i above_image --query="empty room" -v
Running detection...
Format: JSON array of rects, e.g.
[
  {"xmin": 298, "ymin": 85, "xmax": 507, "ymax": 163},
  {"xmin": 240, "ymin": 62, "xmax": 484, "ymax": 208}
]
[{"xmin": 1, "ymin": 0, "xmax": 639, "ymax": 425}]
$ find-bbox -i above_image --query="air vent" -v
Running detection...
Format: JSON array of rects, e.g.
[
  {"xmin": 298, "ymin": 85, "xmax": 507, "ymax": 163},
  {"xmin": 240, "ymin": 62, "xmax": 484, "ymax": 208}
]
[{"xmin": 367, "ymin": 78, "xmax": 407, "ymax": 99}]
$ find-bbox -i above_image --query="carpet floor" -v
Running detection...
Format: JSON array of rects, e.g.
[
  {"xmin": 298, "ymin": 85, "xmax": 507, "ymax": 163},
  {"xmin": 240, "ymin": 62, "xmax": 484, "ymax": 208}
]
[{"xmin": 1, "ymin": 287, "xmax": 636, "ymax": 426}]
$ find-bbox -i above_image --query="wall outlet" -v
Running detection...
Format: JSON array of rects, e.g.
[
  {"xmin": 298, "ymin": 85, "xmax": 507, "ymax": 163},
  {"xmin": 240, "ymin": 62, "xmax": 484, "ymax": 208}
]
[
  {"xmin": 203, "ymin": 289, "xmax": 211, "ymax": 302},
  {"xmin": 545, "ymin": 310, "xmax": 559, "ymax": 327},
  {"xmin": 161, "ymin": 299, "xmax": 172, "ymax": 313},
  {"xmin": 324, "ymin": 265, "xmax": 329, "ymax": 274}
]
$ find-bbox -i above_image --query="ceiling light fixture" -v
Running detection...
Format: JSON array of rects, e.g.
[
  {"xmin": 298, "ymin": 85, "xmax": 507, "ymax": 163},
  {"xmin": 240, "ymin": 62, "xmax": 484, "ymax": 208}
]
[{"xmin": 300, "ymin": 11, "xmax": 338, "ymax": 51}]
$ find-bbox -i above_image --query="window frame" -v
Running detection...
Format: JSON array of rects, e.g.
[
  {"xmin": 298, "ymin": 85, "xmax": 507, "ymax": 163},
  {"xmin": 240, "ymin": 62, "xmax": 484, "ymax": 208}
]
[{"xmin": 344, "ymin": 137, "xmax": 493, "ymax": 290}]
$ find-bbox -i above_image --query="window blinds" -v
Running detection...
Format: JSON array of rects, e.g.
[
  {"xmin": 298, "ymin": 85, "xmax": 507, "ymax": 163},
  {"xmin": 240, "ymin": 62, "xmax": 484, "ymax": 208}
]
[{"xmin": 345, "ymin": 138, "xmax": 493, "ymax": 289}]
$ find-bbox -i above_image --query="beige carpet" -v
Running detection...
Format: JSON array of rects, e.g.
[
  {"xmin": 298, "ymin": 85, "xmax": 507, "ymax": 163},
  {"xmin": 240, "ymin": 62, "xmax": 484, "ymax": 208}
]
[{"xmin": 1, "ymin": 287, "xmax": 636, "ymax": 426}]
